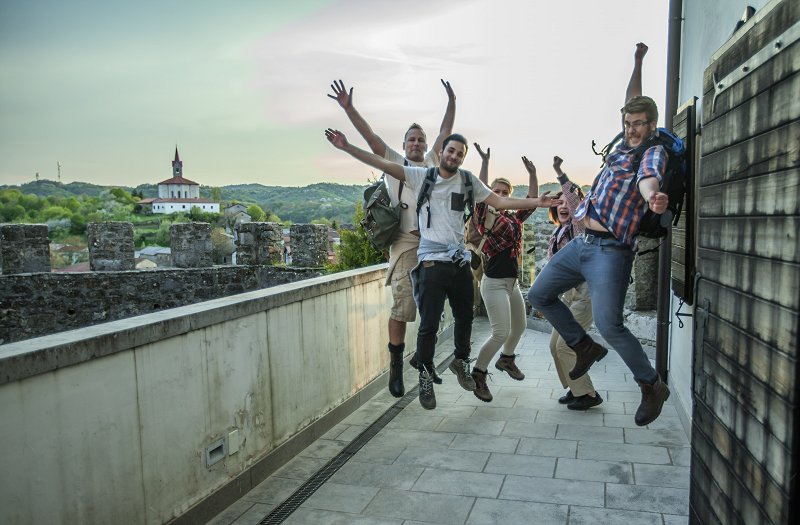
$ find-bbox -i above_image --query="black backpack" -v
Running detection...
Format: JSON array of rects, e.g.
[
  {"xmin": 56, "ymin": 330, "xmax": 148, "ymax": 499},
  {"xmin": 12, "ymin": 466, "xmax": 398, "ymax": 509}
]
[
  {"xmin": 596, "ymin": 128, "xmax": 688, "ymax": 238},
  {"xmin": 415, "ymin": 167, "xmax": 474, "ymax": 228}
]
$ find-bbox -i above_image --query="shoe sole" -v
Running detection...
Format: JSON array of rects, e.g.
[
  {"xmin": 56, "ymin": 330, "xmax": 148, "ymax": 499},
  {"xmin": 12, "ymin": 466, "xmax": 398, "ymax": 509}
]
[
  {"xmin": 635, "ymin": 388, "xmax": 671, "ymax": 426},
  {"xmin": 568, "ymin": 347, "xmax": 608, "ymax": 380},
  {"xmin": 419, "ymin": 400, "xmax": 436, "ymax": 410},
  {"xmin": 473, "ymin": 392, "xmax": 493, "ymax": 402},
  {"xmin": 567, "ymin": 398, "xmax": 603, "ymax": 411},
  {"xmin": 494, "ymin": 361, "xmax": 525, "ymax": 381}
]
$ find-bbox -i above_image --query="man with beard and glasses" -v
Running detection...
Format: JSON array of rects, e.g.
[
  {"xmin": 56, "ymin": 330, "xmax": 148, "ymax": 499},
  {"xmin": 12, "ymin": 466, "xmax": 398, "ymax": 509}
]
[
  {"xmin": 528, "ymin": 42, "xmax": 671, "ymax": 426},
  {"xmin": 328, "ymin": 79, "xmax": 455, "ymax": 398},
  {"xmin": 325, "ymin": 129, "xmax": 561, "ymax": 409}
]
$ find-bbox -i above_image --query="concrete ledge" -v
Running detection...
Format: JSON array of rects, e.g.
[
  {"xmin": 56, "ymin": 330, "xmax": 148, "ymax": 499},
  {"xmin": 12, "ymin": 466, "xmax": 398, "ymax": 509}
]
[{"xmin": 0, "ymin": 265, "xmax": 387, "ymax": 385}]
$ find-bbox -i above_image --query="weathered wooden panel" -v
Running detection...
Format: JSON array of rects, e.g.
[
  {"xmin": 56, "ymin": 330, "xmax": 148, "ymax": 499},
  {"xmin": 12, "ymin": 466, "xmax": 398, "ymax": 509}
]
[
  {"xmin": 697, "ymin": 216, "xmax": 800, "ymax": 262},
  {"xmin": 703, "ymin": 38, "xmax": 800, "ymax": 124},
  {"xmin": 671, "ymin": 98, "xmax": 697, "ymax": 303},
  {"xmin": 698, "ymin": 169, "xmax": 800, "ymax": 217},
  {"xmin": 699, "ymin": 119, "xmax": 800, "ymax": 186},
  {"xmin": 697, "ymin": 279, "xmax": 797, "ymax": 357},
  {"xmin": 697, "ymin": 248, "xmax": 799, "ymax": 309},
  {"xmin": 704, "ymin": 314, "xmax": 794, "ymax": 400},
  {"xmin": 701, "ymin": 71, "xmax": 800, "ymax": 156}
]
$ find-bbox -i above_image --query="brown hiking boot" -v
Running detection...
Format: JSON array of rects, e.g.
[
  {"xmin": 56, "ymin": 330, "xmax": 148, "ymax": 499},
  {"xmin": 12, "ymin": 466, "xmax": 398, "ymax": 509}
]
[
  {"xmin": 635, "ymin": 376, "xmax": 670, "ymax": 426},
  {"xmin": 471, "ymin": 368, "xmax": 493, "ymax": 402},
  {"xmin": 568, "ymin": 335, "xmax": 608, "ymax": 380},
  {"xmin": 495, "ymin": 354, "xmax": 525, "ymax": 380},
  {"xmin": 449, "ymin": 357, "xmax": 477, "ymax": 391}
]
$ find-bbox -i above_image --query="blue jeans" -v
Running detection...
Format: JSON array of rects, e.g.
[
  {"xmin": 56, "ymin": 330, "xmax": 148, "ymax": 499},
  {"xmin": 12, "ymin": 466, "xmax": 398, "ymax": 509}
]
[
  {"xmin": 527, "ymin": 235, "xmax": 658, "ymax": 384},
  {"xmin": 411, "ymin": 261, "xmax": 473, "ymax": 369}
]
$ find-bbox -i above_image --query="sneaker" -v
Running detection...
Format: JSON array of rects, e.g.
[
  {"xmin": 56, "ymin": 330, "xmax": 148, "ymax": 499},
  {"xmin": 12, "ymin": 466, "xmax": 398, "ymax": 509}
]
[
  {"xmin": 558, "ymin": 390, "xmax": 575, "ymax": 404},
  {"xmin": 471, "ymin": 368, "xmax": 493, "ymax": 402},
  {"xmin": 449, "ymin": 357, "xmax": 477, "ymax": 391},
  {"xmin": 567, "ymin": 392, "xmax": 603, "ymax": 410},
  {"xmin": 568, "ymin": 335, "xmax": 608, "ymax": 380},
  {"xmin": 418, "ymin": 367, "xmax": 436, "ymax": 410},
  {"xmin": 635, "ymin": 376, "xmax": 670, "ymax": 426},
  {"xmin": 410, "ymin": 354, "xmax": 442, "ymax": 384},
  {"xmin": 494, "ymin": 354, "xmax": 525, "ymax": 380}
]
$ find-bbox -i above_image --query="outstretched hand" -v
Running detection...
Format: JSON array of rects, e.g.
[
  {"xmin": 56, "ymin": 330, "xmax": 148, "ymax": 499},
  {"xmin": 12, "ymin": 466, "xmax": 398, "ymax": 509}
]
[
  {"xmin": 634, "ymin": 42, "xmax": 648, "ymax": 62},
  {"xmin": 441, "ymin": 79, "xmax": 455, "ymax": 100},
  {"xmin": 474, "ymin": 143, "xmax": 490, "ymax": 161},
  {"xmin": 649, "ymin": 191, "xmax": 668, "ymax": 214},
  {"xmin": 327, "ymin": 79, "xmax": 352, "ymax": 109},
  {"xmin": 537, "ymin": 191, "xmax": 562, "ymax": 208},
  {"xmin": 521, "ymin": 156, "xmax": 536, "ymax": 175},
  {"xmin": 325, "ymin": 128, "xmax": 348, "ymax": 150}
]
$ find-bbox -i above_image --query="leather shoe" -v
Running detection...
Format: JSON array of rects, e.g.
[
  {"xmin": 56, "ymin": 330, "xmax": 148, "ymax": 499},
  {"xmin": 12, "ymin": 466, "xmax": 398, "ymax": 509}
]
[
  {"xmin": 635, "ymin": 376, "xmax": 670, "ymax": 426},
  {"xmin": 558, "ymin": 390, "xmax": 574, "ymax": 404},
  {"xmin": 567, "ymin": 392, "xmax": 603, "ymax": 411},
  {"xmin": 569, "ymin": 335, "xmax": 608, "ymax": 380},
  {"xmin": 410, "ymin": 354, "xmax": 442, "ymax": 384}
]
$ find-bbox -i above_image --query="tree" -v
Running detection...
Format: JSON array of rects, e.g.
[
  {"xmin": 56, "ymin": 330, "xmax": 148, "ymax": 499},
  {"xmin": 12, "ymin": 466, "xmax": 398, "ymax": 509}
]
[
  {"xmin": 329, "ymin": 202, "xmax": 383, "ymax": 271},
  {"xmin": 246, "ymin": 204, "xmax": 265, "ymax": 222}
]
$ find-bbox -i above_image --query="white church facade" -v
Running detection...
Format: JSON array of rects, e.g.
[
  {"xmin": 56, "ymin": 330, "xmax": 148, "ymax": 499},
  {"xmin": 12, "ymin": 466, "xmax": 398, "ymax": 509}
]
[{"xmin": 140, "ymin": 148, "xmax": 219, "ymax": 214}]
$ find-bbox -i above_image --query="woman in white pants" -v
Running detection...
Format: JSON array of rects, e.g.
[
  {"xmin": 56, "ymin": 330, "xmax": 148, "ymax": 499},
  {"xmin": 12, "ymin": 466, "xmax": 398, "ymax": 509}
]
[{"xmin": 470, "ymin": 144, "xmax": 539, "ymax": 402}]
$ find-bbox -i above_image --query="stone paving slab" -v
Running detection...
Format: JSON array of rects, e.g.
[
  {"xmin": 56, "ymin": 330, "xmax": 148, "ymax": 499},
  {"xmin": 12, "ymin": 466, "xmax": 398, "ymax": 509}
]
[{"xmin": 206, "ymin": 319, "xmax": 690, "ymax": 525}]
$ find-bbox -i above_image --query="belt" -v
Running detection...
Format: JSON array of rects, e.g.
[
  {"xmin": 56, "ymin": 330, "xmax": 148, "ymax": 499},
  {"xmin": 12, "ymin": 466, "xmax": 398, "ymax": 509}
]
[{"xmin": 584, "ymin": 228, "xmax": 615, "ymax": 240}]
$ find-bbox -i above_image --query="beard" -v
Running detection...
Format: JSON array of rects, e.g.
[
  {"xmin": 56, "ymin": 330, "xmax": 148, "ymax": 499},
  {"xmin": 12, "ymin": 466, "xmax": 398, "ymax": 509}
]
[{"xmin": 439, "ymin": 158, "xmax": 460, "ymax": 173}]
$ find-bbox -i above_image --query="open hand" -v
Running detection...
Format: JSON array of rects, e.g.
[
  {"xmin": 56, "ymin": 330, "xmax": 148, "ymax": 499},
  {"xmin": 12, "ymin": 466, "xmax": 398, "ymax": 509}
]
[
  {"xmin": 325, "ymin": 128, "xmax": 348, "ymax": 150},
  {"xmin": 474, "ymin": 143, "xmax": 490, "ymax": 161},
  {"xmin": 537, "ymin": 191, "xmax": 562, "ymax": 208},
  {"xmin": 521, "ymin": 156, "xmax": 536, "ymax": 176},
  {"xmin": 327, "ymin": 79, "xmax": 352, "ymax": 109},
  {"xmin": 441, "ymin": 79, "xmax": 455, "ymax": 100}
]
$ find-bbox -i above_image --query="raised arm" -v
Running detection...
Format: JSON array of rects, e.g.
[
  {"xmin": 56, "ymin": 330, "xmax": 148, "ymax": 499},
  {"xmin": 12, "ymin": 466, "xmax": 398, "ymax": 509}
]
[
  {"xmin": 430, "ymin": 80, "xmax": 457, "ymax": 156},
  {"xmin": 552, "ymin": 156, "xmax": 581, "ymax": 214},
  {"xmin": 484, "ymin": 192, "xmax": 561, "ymax": 211},
  {"xmin": 625, "ymin": 43, "xmax": 648, "ymax": 103},
  {"xmin": 325, "ymin": 129, "xmax": 405, "ymax": 181},
  {"xmin": 475, "ymin": 143, "xmax": 490, "ymax": 185},
  {"xmin": 328, "ymin": 79, "xmax": 388, "ymax": 157},
  {"xmin": 521, "ymin": 156, "xmax": 539, "ymax": 198}
]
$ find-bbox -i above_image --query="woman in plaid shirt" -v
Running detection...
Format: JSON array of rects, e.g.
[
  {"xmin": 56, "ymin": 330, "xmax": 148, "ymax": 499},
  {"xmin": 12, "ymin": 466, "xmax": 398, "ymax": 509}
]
[
  {"xmin": 469, "ymin": 144, "xmax": 540, "ymax": 402},
  {"xmin": 546, "ymin": 156, "xmax": 603, "ymax": 410}
]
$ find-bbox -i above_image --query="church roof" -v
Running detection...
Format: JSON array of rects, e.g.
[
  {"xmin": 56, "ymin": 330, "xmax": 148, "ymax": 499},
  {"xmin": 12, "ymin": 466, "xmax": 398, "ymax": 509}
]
[{"xmin": 157, "ymin": 176, "xmax": 199, "ymax": 186}]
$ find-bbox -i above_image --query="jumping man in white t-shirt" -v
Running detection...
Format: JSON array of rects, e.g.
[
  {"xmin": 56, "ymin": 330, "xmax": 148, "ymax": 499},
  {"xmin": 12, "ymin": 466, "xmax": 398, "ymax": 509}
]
[
  {"xmin": 328, "ymin": 79, "xmax": 455, "ymax": 398},
  {"xmin": 325, "ymin": 130, "xmax": 562, "ymax": 409}
]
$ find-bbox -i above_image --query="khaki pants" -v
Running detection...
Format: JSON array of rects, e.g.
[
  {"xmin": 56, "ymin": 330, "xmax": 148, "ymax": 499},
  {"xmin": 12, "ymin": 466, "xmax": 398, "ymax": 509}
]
[
  {"xmin": 475, "ymin": 276, "xmax": 527, "ymax": 371},
  {"xmin": 549, "ymin": 282, "xmax": 595, "ymax": 396}
]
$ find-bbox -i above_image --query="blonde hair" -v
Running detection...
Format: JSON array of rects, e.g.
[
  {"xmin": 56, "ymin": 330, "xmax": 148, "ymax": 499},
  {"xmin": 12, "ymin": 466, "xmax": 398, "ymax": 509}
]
[{"xmin": 490, "ymin": 177, "xmax": 513, "ymax": 195}]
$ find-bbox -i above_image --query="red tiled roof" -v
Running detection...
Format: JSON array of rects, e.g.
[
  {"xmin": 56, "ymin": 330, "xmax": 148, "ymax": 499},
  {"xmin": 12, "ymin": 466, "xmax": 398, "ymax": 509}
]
[
  {"xmin": 138, "ymin": 198, "xmax": 158, "ymax": 204},
  {"xmin": 157, "ymin": 176, "xmax": 199, "ymax": 186}
]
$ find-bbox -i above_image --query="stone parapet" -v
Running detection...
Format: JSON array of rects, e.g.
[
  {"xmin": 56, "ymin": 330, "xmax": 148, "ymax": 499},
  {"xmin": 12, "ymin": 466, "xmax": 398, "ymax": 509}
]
[
  {"xmin": 87, "ymin": 222, "xmax": 135, "ymax": 271},
  {"xmin": 171, "ymin": 222, "xmax": 212, "ymax": 268},
  {"xmin": 0, "ymin": 223, "xmax": 51, "ymax": 274},
  {"xmin": 236, "ymin": 222, "xmax": 283, "ymax": 266},
  {"xmin": 290, "ymin": 224, "xmax": 328, "ymax": 267}
]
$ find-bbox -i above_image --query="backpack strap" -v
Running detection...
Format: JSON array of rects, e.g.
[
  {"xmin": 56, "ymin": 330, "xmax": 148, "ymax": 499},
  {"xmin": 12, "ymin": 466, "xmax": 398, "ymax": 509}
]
[
  {"xmin": 461, "ymin": 170, "xmax": 474, "ymax": 217},
  {"xmin": 416, "ymin": 167, "xmax": 438, "ymax": 228},
  {"xmin": 398, "ymin": 159, "xmax": 408, "ymax": 201}
]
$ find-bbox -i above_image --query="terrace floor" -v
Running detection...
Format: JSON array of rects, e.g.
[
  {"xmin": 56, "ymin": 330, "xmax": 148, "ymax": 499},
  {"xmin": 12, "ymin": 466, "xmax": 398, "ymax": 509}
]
[{"xmin": 206, "ymin": 317, "xmax": 690, "ymax": 525}]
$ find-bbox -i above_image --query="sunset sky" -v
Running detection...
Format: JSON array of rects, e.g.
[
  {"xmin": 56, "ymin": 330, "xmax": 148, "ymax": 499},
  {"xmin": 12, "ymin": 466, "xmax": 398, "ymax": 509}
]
[{"xmin": 0, "ymin": 0, "xmax": 669, "ymax": 190}]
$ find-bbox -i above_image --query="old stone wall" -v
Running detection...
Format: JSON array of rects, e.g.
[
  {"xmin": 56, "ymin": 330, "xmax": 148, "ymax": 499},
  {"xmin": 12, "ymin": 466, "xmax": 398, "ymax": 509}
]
[
  {"xmin": 88, "ymin": 222, "xmax": 135, "ymax": 271},
  {"xmin": 170, "ymin": 222, "xmax": 212, "ymax": 268},
  {"xmin": 0, "ymin": 266, "xmax": 322, "ymax": 344},
  {"xmin": 290, "ymin": 224, "xmax": 328, "ymax": 267},
  {"xmin": 1, "ymin": 224, "xmax": 51, "ymax": 274},
  {"xmin": 236, "ymin": 222, "xmax": 283, "ymax": 265}
]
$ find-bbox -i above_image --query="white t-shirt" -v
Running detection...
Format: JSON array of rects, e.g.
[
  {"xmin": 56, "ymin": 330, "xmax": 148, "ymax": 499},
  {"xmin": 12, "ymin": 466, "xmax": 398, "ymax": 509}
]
[
  {"xmin": 402, "ymin": 166, "xmax": 492, "ymax": 257},
  {"xmin": 383, "ymin": 147, "xmax": 439, "ymax": 233}
]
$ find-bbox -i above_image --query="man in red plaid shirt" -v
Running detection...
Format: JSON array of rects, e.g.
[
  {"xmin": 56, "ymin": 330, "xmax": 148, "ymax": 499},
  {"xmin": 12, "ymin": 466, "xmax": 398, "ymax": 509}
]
[{"xmin": 528, "ymin": 43, "xmax": 671, "ymax": 427}]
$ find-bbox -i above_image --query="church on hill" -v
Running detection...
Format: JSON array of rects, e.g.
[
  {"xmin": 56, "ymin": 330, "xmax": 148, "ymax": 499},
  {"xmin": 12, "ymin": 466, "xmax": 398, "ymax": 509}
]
[{"xmin": 138, "ymin": 148, "xmax": 220, "ymax": 214}]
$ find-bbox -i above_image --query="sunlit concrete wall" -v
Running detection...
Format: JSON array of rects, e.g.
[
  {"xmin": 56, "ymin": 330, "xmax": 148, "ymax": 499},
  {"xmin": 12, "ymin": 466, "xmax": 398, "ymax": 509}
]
[{"xmin": 0, "ymin": 264, "xmax": 441, "ymax": 524}]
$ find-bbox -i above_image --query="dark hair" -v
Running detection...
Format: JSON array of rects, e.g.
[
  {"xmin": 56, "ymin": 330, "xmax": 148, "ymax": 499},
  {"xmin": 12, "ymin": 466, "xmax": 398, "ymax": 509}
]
[
  {"xmin": 442, "ymin": 133, "xmax": 468, "ymax": 154},
  {"xmin": 404, "ymin": 123, "xmax": 427, "ymax": 142},
  {"xmin": 622, "ymin": 95, "xmax": 658, "ymax": 125},
  {"xmin": 548, "ymin": 186, "xmax": 585, "ymax": 224}
]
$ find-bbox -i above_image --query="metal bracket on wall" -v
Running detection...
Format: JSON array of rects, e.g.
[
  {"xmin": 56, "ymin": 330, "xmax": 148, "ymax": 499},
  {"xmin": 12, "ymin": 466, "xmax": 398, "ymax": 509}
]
[{"xmin": 711, "ymin": 18, "xmax": 800, "ymax": 112}]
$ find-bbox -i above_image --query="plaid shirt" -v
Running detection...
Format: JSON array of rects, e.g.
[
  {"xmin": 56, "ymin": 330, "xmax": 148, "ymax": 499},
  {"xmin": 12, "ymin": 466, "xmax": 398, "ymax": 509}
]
[
  {"xmin": 475, "ymin": 202, "xmax": 534, "ymax": 258},
  {"xmin": 547, "ymin": 178, "xmax": 586, "ymax": 260},
  {"xmin": 575, "ymin": 142, "xmax": 666, "ymax": 247}
]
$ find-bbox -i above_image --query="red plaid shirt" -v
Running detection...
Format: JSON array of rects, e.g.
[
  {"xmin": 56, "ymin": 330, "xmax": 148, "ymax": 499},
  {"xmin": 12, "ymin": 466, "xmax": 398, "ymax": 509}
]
[
  {"xmin": 474, "ymin": 203, "xmax": 534, "ymax": 259},
  {"xmin": 575, "ymin": 142, "xmax": 666, "ymax": 247}
]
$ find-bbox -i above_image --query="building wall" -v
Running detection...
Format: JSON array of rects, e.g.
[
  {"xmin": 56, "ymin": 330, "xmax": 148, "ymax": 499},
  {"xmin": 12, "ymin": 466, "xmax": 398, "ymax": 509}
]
[
  {"xmin": 0, "ymin": 266, "xmax": 446, "ymax": 525},
  {"xmin": 152, "ymin": 202, "xmax": 220, "ymax": 214},
  {"xmin": 669, "ymin": 0, "xmax": 772, "ymax": 432}
]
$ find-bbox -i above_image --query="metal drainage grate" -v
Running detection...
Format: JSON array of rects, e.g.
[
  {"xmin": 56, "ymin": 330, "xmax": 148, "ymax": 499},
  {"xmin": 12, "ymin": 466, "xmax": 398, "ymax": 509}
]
[{"xmin": 258, "ymin": 355, "xmax": 453, "ymax": 524}]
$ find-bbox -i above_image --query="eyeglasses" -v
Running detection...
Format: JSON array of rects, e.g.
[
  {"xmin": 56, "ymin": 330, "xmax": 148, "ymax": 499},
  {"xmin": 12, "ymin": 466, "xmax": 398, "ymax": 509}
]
[{"xmin": 623, "ymin": 120, "xmax": 650, "ymax": 130}]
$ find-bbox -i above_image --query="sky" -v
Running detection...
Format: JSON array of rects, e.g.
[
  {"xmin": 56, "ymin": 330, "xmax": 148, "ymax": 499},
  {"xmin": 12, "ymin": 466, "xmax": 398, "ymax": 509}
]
[{"xmin": 0, "ymin": 0, "xmax": 670, "ymax": 190}]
